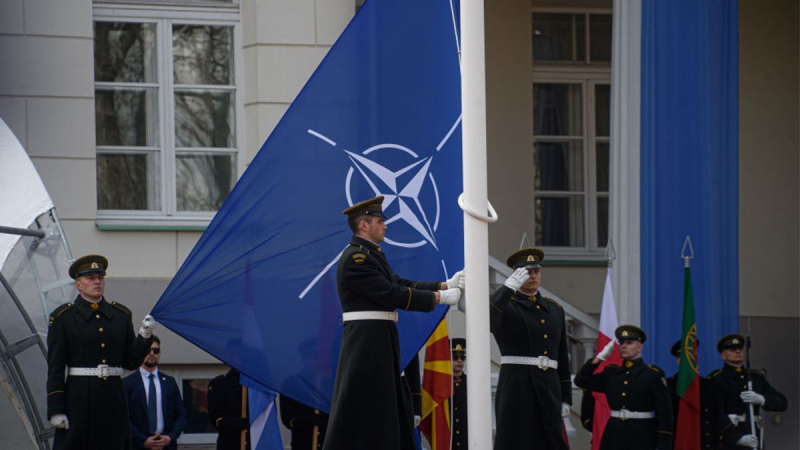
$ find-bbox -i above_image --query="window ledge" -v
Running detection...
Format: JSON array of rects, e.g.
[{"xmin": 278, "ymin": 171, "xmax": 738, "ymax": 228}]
[{"xmin": 96, "ymin": 217, "xmax": 210, "ymax": 232}]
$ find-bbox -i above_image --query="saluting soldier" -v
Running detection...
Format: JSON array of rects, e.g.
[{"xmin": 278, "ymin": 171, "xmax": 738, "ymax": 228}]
[
  {"xmin": 47, "ymin": 254, "xmax": 156, "ymax": 450},
  {"xmin": 708, "ymin": 334, "xmax": 787, "ymax": 449},
  {"xmin": 666, "ymin": 339, "xmax": 718, "ymax": 449},
  {"xmin": 490, "ymin": 248, "xmax": 571, "ymax": 450},
  {"xmin": 322, "ymin": 196, "xmax": 464, "ymax": 450},
  {"xmin": 208, "ymin": 368, "xmax": 251, "ymax": 450},
  {"xmin": 574, "ymin": 325, "xmax": 673, "ymax": 450},
  {"xmin": 450, "ymin": 338, "xmax": 468, "ymax": 449}
]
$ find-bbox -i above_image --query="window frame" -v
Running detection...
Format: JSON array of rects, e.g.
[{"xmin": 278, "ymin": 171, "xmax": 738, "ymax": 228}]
[
  {"xmin": 531, "ymin": 8, "xmax": 612, "ymax": 260},
  {"xmin": 93, "ymin": 3, "xmax": 244, "ymax": 228}
]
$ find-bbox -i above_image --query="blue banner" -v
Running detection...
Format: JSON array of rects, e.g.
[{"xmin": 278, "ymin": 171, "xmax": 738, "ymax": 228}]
[
  {"xmin": 640, "ymin": 0, "xmax": 739, "ymax": 375},
  {"xmin": 152, "ymin": 0, "xmax": 462, "ymax": 414}
]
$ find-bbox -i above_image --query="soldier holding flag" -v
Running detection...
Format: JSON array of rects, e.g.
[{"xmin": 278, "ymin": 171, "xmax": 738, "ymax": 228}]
[
  {"xmin": 709, "ymin": 334, "xmax": 787, "ymax": 449},
  {"xmin": 323, "ymin": 196, "xmax": 464, "ymax": 450}
]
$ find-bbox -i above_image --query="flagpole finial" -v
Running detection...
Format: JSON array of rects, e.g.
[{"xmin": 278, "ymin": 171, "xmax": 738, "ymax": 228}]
[
  {"xmin": 681, "ymin": 236, "xmax": 694, "ymax": 268},
  {"xmin": 605, "ymin": 239, "xmax": 616, "ymax": 268},
  {"xmin": 519, "ymin": 232, "xmax": 532, "ymax": 250}
]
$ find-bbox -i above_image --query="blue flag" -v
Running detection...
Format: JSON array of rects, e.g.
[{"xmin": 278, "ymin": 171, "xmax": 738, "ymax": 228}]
[
  {"xmin": 244, "ymin": 376, "xmax": 284, "ymax": 450},
  {"xmin": 152, "ymin": 0, "xmax": 463, "ymax": 413}
]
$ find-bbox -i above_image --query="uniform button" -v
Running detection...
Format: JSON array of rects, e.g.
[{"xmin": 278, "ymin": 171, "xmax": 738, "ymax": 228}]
[
  {"xmin": 455, "ymin": 383, "xmax": 459, "ymax": 387},
  {"xmin": 622, "ymin": 393, "xmax": 627, "ymax": 397},
  {"xmin": 99, "ymin": 327, "xmax": 104, "ymax": 332},
  {"xmin": 456, "ymin": 431, "xmax": 460, "ymax": 435},
  {"xmin": 456, "ymin": 419, "xmax": 459, "ymax": 423},
  {"xmin": 743, "ymin": 385, "xmax": 747, "ymax": 389},
  {"xmin": 544, "ymin": 334, "xmax": 548, "ymax": 339},
  {"xmin": 96, "ymin": 314, "xmax": 100, "ymax": 319},
  {"xmin": 624, "ymin": 381, "xmax": 628, "ymax": 385},
  {"xmin": 704, "ymin": 408, "xmax": 709, "ymax": 412},
  {"xmin": 100, "ymin": 343, "xmax": 105, "ymax": 348},
  {"xmin": 454, "ymin": 407, "xmax": 458, "ymax": 411},
  {"xmin": 457, "ymin": 444, "xmax": 460, "ymax": 447},
  {"xmin": 536, "ymin": 305, "xmax": 540, "ymax": 309},
  {"xmin": 705, "ymin": 421, "xmax": 709, "ymax": 424},
  {"xmin": 621, "ymin": 405, "xmax": 626, "ymax": 409},
  {"xmin": 626, "ymin": 371, "xmax": 630, "ymax": 375},
  {"xmin": 543, "ymin": 351, "xmax": 548, "ymax": 355},
  {"xmin": 102, "ymin": 359, "xmax": 107, "ymax": 363},
  {"xmin": 541, "ymin": 319, "xmax": 545, "ymax": 324}
]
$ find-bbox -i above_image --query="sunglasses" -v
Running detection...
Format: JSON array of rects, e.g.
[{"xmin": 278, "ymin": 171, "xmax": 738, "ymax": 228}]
[
  {"xmin": 452, "ymin": 354, "xmax": 466, "ymax": 361},
  {"xmin": 149, "ymin": 347, "xmax": 161, "ymax": 355}
]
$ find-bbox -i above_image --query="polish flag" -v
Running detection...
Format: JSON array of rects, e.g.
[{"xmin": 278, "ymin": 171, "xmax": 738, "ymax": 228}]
[{"xmin": 591, "ymin": 267, "xmax": 622, "ymax": 450}]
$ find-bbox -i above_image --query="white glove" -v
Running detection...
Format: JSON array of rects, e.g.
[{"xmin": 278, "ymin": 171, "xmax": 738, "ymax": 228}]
[
  {"xmin": 50, "ymin": 414, "xmax": 69, "ymax": 430},
  {"xmin": 503, "ymin": 268, "xmax": 530, "ymax": 291},
  {"xmin": 596, "ymin": 340, "xmax": 616, "ymax": 361},
  {"xmin": 438, "ymin": 288, "xmax": 461, "ymax": 306},
  {"xmin": 139, "ymin": 314, "xmax": 156, "ymax": 339},
  {"xmin": 561, "ymin": 402, "xmax": 570, "ymax": 418},
  {"xmin": 740, "ymin": 390, "xmax": 765, "ymax": 406},
  {"xmin": 414, "ymin": 415, "xmax": 421, "ymax": 427},
  {"xmin": 736, "ymin": 434, "xmax": 758, "ymax": 447},
  {"xmin": 446, "ymin": 269, "xmax": 465, "ymax": 290}
]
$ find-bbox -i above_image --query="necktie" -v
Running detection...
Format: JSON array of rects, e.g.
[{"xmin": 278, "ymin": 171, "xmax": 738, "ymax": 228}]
[{"xmin": 148, "ymin": 374, "xmax": 157, "ymax": 434}]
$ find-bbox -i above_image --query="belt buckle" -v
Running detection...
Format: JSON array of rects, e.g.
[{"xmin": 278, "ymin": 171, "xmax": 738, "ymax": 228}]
[
  {"xmin": 534, "ymin": 357, "xmax": 548, "ymax": 371},
  {"xmin": 97, "ymin": 364, "xmax": 110, "ymax": 378},
  {"xmin": 619, "ymin": 409, "xmax": 629, "ymax": 421}
]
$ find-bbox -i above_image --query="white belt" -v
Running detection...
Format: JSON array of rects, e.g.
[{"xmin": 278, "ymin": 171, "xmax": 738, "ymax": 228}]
[
  {"xmin": 342, "ymin": 311, "xmax": 398, "ymax": 322},
  {"xmin": 610, "ymin": 410, "xmax": 655, "ymax": 420},
  {"xmin": 68, "ymin": 364, "xmax": 124, "ymax": 378},
  {"xmin": 729, "ymin": 413, "xmax": 761, "ymax": 426},
  {"xmin": 501, "ymin": 355, "xmax": 558, "ymax": 371}
]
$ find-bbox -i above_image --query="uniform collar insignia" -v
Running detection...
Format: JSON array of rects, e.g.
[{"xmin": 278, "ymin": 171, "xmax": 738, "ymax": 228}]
[{"xmin": 625, "ymin": 360, "xmax": 634, "ymax": 368}]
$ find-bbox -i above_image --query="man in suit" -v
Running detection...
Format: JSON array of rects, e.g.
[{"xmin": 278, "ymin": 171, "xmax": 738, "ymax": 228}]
[{"xmin": 123, "ymin": 335, "xmax": 187, "ymax": 449}]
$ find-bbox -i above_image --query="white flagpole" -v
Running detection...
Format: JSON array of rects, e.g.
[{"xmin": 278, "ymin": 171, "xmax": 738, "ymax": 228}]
[{"xmin": 460, "ymin": 0, "xmax": 493, "ymax": 448}]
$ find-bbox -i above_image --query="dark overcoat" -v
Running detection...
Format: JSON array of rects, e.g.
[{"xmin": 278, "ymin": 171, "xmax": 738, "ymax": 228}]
[
  {"xmin": 575, "ymin": 358, "xmax": 673, "ymax": 450},
  {"xmin": 451, "ymin": 373, "xmax": 468, "ymax": 449},
  {"xmin": 322, "ymin": 236, "xmax": 439, "ymax": 450},
  {"xmin": 667, "ymin": 373, "xmax": 718, "ymax": 449},
  {"xmin": 489, "ymin": 287, "xmax": 571, "ymax": 450},
  {"xmin": 46, "ymin": 296, "xmax": 152, "ymax": 450},
  {"xmin": 708, "ymin": 364, "xmax": 787, "ymax": 449},
  {"xmin": 207, "ymin": 369, "xmax": 251, "ymax": 450},
  {"xmin": 280, "ymin": 395, "xmax": 328, "ymax": 450}
]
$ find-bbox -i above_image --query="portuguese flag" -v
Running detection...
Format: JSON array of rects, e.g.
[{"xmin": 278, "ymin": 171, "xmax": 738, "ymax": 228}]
[{"xmin": 674, "ymin": 265, "xmax": 700, "ymax": 449}]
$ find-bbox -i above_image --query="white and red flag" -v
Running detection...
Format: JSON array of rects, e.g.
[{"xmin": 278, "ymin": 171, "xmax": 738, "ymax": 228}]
[{"xmin": 591, "ymin": 267, "xmax": 623, "ymax": 450}]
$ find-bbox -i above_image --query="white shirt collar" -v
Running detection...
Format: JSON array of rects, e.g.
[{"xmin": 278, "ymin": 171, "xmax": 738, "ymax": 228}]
[{"xmin": 139, "ymin": 366, "xmax": 159, "ymax": 378}]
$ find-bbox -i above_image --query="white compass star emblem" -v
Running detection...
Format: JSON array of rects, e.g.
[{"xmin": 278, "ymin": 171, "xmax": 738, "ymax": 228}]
[{"xmin": 344, "ymin": 148, "xmax": 439, "ymax": 249}]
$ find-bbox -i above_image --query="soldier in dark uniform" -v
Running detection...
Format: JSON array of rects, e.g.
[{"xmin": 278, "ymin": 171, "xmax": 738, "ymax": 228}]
[
  {"xmin": 403, "ymin": 354, "xmax": 422, "ymax": 428},
  {"xmin": 666, "ymin": 339, "xmax": 718, "ymax": 449},
  {"xmin": 450, "ymin": 338, "xmax": 468, "ymax": 449},
  {"xmin": 322, "ymin": 196, "xmax": 464, "ymax": 450},
  {"xmin": 490, "ymin": 248, "xmax": 571, "ymax": 450},
  {"xmin": 208, "ymin": 368, "xmax": 251, "ymax": 450},
  {"xmin": 708, "ymin": 333, "xmax": 787, "ymax": 449},
  {"xmin": 46, "ymin": 254, "xmax": 155, "ymax": 450},
  {"xmin": 574, "ymin": 325, "xmax": 673, "ymax": 450},
  {"xmin": 280, "ymin": 395, "xmax": 328, "ymax": 450}
]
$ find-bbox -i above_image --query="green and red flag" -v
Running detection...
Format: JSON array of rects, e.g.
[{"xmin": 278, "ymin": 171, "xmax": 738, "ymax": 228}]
[
  {"xmin": 419, "ymin": 319, "xmax": 452, "ymax": 450},
  {"xmin": 674, "ymin": 264, "xmax": 700, "ymax": 449}
]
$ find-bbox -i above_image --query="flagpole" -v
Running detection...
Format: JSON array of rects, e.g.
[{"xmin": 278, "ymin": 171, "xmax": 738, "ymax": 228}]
[{"xmin": 460, "ymin": 0, "xmax": 494, "ymax": 448}]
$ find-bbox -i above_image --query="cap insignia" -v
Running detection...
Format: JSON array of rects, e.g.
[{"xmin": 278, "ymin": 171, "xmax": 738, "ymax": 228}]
[
  {"xmin": 454, "ymin": 344, "xmax": 464, "ymax": 351},
  {"xmin": 622, "ymin": 330, "xmax": 629, "ymax": 337},
  {"xmin": 732, "ymin": 338, "xmax": 739, "ymax": 344},
  {"xmin": 526, "ymin": 255, "xmax": 537, "ymax": 262},
  {"xmin": 90, "ymin": 262, "xmax": 99, "ymax": 269}
]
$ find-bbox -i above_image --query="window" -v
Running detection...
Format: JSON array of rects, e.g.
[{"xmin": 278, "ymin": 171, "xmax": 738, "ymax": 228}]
[
  {"xmin": 93, "ymin": 3, "xmax": 242, "ymax": 226},
  {"xmin": 531, "ymin": 11, "xmax": 611, "ymax": 256}
]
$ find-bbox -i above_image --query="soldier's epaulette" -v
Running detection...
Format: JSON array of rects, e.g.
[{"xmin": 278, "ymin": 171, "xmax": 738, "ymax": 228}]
[
  {"xmin": 110, "ymin": 301, "xmax": 132, "ymax": 316},
  {"xmin": 708, "ymin": 369, "xmax": 722, "ymax": 379},
  {"xmin": 541, "ymin": 296, "xmax": 563, "ymax": 309},
  {"xmin": 51, "ymin": 302, "xmax": 73, "ymax": 318},
  {"xmin": 748, "ymin": 369, "xmax": 763, "ymax": 376},
  {"xmin": 646, "ymin": 364, "xmax": 665, "ymax": 374}
]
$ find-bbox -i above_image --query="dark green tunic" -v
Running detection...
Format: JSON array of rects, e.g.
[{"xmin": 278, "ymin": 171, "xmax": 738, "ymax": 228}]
[
  {"xmin": 489, "ymin": 287, "xmax": 571, "ymax": 450},
  {"xmin": 708, "ymin": 364, "xmax": 787, "ymax": 449},
  {"xmin": 322, "ymin": 236, "xmax": 439, "ymax": 450},
  {"xmin": 575, "ymin": 358, "xmax": 673, "ymax": 450},
  {"xmin": 46, "ymin": 296, "xmax": 152, "ymax": 450}
]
